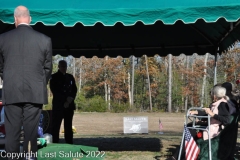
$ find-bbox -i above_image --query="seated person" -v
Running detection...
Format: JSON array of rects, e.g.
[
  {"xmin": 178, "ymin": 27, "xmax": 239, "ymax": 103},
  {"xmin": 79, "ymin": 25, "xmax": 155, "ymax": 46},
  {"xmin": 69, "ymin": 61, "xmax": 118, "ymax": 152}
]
[
  {"xmin": 221, "ymin": 82, "xmax": 239, "ymax": 114},
  {"xmin": 169, "ymin": 86, "xmax": 231, "ymax": 160}
]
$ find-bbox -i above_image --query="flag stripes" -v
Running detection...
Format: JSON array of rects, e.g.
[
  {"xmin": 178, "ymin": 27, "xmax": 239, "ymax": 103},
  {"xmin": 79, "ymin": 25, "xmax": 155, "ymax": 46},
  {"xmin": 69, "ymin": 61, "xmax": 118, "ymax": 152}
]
[{"xmin": 184, "ymin": 125, "xmax": 200, "ymax": 160}]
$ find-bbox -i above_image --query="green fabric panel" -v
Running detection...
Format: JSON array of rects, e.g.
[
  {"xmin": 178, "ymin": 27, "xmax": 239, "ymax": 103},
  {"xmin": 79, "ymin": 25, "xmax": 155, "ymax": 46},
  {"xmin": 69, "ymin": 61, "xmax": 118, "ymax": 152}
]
[
  {"xmin": 1, "ymin": 0, "xmax": 240, "ymax": 56},
  {"xmin": 197, "ymin": 114, "xmax": 239, "ymax": 160},
  {"xmin": 1, "ymin": 0, "xmax": 240, "ymax": 26},
  {"xmin": 2, "ymin": 0, "xmax": 240, "ymax": 9},
  {"xmin": 38, "ymin": 144, "xmax": 104, "ymax": 160}
]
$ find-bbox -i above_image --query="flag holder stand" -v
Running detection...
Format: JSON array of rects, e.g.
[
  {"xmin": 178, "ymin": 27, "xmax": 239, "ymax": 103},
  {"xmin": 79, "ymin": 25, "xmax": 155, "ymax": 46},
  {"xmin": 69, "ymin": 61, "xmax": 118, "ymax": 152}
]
[{"xmin": 158, "ymin": 118, "xmax": 164, "ymax": 134}]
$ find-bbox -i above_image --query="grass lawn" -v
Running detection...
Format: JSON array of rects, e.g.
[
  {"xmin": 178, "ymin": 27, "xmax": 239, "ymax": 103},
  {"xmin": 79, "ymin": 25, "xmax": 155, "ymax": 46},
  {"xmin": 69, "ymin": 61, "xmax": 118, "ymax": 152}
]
[{"xmin": 56, "ymin": 112, "xmax": 240, "ymax": 160}]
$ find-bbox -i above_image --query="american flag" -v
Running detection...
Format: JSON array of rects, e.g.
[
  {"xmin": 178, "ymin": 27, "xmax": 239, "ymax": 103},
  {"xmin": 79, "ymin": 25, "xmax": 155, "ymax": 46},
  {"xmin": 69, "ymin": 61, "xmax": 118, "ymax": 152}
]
[
  {"xmin": 184, "ymin": 125, "xmax": 200, "ymax": 160},
  {"xmin": 159, "ymin": 119, "xmax": 163, "ymax": 130}
]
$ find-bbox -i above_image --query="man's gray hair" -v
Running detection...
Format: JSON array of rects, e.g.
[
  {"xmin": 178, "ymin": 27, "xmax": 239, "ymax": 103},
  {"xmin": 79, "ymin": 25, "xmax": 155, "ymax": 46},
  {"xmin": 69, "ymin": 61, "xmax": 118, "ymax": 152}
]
[{"xmin": 14, "ymin": 7, "xmax": 30, "ymax": 17}]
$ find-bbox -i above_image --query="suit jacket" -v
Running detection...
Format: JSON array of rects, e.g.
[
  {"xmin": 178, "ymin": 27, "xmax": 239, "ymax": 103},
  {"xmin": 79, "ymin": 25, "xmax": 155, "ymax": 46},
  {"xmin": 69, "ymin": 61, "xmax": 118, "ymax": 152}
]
[
  {"xmin": 0, "ymin": 24, "xmax": 52, "ymax": 105},
  {"xmin": 50, "ymin": 70, "xmax": 77, "ymax": 110}
]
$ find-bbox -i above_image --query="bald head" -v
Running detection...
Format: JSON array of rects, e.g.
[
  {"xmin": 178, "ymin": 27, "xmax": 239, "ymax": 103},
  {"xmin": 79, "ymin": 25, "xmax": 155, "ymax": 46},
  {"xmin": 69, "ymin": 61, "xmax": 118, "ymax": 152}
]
[
  {"xmin": 58, "ymin": 60, "xmax": 67, "ymax": 74},
  {"xmin": 14, "ymin": 6, "xmax": 31, "ymax": 27}
]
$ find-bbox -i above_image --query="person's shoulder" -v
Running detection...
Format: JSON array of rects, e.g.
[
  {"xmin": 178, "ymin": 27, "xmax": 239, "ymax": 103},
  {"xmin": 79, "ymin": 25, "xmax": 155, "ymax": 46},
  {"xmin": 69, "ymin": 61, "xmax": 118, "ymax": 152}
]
[
  {"xmin": 0, "ymin": 29, "xmax": 18, "ymax": 45},
  {"xmin": 50, "ymin": 72, "xmax": 58, "ymax": 78},
  {"xmin": 230, "ymin": 99, "xmax": 238, "ymax": 105},
  {"xmin": 0, "ymin": 28, "xmax": 17, "ymax": 38},
  {"xmin": 219, "ymin": 101, "xmax": 228, "ymax": 105},
  {"xmin": 0, "ymin": 30, "xmax": 10, "ymax": 37},
  {"xmin": 219, "ymin": 102, "xmax": 230, "ymax": 111},
  {"xmin": 32, "ymin": 29, "xmax": 51, "ymax": 40},
  {"xmin": 219, "ymin": 102, "xmax": 228, "ymax": 107},
  {"xmin": 66, "ymin": 73, "xmax": 74, "ymax": 78}
]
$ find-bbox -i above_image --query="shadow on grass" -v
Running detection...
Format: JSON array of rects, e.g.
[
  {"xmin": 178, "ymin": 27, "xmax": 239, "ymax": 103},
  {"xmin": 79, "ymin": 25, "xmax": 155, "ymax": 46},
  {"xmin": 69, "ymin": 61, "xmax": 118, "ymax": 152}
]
[
  {"xmin": 152, "ymin": 144, "xmax": 178, "ymax": 160},
  {"xmin": 60, "ymin": 137, "xmax": 162, "ymax": 152},
  {"xmin": 165, "ymin": 144, "xmax": 178, "ymax": 156}
]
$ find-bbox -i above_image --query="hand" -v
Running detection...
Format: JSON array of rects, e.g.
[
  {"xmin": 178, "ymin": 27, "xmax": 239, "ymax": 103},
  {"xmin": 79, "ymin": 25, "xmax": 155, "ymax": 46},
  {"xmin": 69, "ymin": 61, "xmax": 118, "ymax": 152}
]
[
  {"xmin": 64, "ymin": 101, "xmax": 69, "ymax": 108},
  {"xmin": 66, "ymin": 97, "xmax": 74, "ymax": 103},
  {"xmin": 203, "ymin": 108, "xmax": 210, "ymax": 113},
  {"xmin": 203, "ymin": 108, "xmax": 214, "ymax": 117},
  {"xmin": 189, "ymin": 110, "xmax": 198, "ymax": 115}
]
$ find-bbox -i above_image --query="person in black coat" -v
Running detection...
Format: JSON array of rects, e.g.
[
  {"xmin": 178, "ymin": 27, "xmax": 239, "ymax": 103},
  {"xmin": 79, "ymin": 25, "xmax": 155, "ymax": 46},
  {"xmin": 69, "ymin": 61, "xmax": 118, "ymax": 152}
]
[
  {"xmin": 0, "ymin": 6, "xmax": 52, "ymax": 160},
  {"xmin": 50, "ymin": 60, "xmax": 77, "ymax": 144},
  {"xmin": 221, "ymin": 82, "xmax": 239, "ymax": 113}
]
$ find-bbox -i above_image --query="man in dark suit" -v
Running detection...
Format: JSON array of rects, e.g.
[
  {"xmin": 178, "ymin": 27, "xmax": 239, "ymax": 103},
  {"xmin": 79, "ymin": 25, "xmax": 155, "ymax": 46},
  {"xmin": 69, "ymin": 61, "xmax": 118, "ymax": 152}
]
[
  {"xmin": 0, "ymin": 6, "xmax": 52, "ymax": 160},
  {"xmin": 50, "ymin": 60, "xmax": 77, "ymax": 144}
]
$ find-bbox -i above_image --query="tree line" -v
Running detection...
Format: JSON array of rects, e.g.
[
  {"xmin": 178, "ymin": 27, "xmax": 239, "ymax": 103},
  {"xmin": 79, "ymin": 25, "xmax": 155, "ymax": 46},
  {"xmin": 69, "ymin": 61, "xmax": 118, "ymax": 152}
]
[{"xmin": 46, "ymin": 43, "xmax": 240, "ymax": 112}]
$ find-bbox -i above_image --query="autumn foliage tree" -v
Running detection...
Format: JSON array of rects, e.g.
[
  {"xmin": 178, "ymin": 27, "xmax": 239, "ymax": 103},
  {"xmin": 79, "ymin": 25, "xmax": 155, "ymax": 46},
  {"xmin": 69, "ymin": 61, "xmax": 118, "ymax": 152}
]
[{"xmin": 48, "ymin": 44, "xmax": 240, "ymax": 112}]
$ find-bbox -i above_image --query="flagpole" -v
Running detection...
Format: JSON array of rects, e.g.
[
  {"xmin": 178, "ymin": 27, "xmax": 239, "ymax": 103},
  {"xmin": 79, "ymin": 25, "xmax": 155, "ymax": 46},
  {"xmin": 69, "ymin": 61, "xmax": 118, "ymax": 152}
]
[
  {"xmin": 181, "ymin": 109, "xmax": 201, "ymax": 160},
  {"xmin": 178, "ymin": 124, "xmax": 185, "ymax": 160},
  {"xmin": 178, "ymin": 115, "xmax": 187, "ymax": 160}
]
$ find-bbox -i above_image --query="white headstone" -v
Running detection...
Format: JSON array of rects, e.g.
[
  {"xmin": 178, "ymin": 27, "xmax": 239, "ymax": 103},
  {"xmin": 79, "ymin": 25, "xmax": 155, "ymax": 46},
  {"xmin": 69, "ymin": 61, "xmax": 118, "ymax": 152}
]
[{"xmin": 123, "ymin": 116, "xmax": 148, "ymax": 134}]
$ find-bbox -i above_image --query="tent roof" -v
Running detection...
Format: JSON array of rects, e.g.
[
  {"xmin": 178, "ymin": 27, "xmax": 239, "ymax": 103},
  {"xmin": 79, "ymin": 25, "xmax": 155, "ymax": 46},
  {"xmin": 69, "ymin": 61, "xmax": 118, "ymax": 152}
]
[
  {"xmin": 1, "ymin": 0, "xmax": 240, "ymax": 57},
  {"xmin": 1, "ymin": 0, "xmax": 240, "ymax": 26}
]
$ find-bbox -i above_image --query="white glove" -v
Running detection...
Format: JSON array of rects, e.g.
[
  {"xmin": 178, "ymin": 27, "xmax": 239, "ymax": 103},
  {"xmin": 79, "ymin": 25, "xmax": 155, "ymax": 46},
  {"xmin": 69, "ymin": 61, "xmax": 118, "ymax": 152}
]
[
  {"xmin": 64, "ymin": 101, "xmax": 69, "ymax": 108},
  {"xmin": 66, "ymin": 97, "xmax": 74, "ymax": 103}
]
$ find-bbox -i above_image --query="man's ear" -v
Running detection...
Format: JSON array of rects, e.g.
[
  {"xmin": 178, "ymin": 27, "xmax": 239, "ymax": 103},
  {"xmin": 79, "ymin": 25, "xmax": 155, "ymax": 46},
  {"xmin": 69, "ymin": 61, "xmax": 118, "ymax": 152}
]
[
  {"xmin": 29, "ymin": 16, "xmax": 32, "ymax": 24},
  {"xmin": 14, "ymin": 16, "xmax": 18, "ymax": 27}
]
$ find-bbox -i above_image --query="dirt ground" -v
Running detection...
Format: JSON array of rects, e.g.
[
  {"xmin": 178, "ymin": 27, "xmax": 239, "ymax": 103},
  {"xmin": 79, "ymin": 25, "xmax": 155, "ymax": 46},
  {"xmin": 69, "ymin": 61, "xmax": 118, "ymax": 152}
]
[{"xmin": 58, "ymin": 112, "xmax": 240, "ymax": 160}]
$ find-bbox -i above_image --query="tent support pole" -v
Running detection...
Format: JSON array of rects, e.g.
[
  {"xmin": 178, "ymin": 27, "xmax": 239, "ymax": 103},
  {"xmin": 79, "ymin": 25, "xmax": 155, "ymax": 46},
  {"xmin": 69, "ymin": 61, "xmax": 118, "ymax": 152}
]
[
  {"xmin": 189, "ymin": 24, "xmax": 214, "ymax": 46},
  {"xmin": 219, "ymin": 20, "xmax": 240, "ymax": 44},
  {"xmin": 214, "ymin": 50, "xmax": 218, "ymax": 85}
]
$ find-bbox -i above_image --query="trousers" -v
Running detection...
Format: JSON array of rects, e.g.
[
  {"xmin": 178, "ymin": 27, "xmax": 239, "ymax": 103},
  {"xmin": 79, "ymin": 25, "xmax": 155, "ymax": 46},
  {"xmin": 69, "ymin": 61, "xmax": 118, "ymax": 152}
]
[
  {"xmin": 52, "ymin": 109, "xmax": 74, "ymax": 144},
  {"xmin": 4, "ymin": 103, "xmax": 42, "ymax": 160}
]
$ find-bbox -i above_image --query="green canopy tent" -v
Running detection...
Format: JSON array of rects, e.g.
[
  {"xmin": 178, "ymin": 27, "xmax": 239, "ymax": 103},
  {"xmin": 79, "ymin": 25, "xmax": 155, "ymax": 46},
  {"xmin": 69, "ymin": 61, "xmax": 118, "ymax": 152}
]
[
  {"xmin": 0, "ymin": 1, "xmax": 240, "ymax": 158},
  {"xmin": 0, "ymin": 0, "xmax": 240, "ymax": 58}
]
